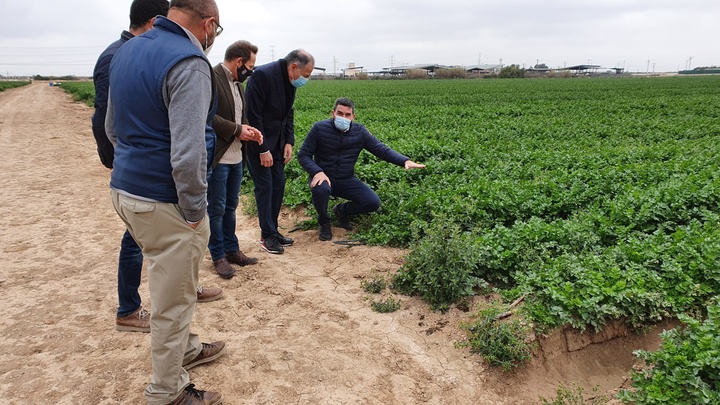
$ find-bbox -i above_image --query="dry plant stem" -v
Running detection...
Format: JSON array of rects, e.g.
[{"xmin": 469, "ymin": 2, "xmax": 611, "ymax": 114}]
[{"xmin": 496, "ymin": 294, "xmax": 526, "ymax": 320}]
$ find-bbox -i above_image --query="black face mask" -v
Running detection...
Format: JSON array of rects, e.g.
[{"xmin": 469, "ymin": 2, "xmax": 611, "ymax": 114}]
[{"xmin": 237, "ymin": 63, "xmax": 253, "ymax": 83}]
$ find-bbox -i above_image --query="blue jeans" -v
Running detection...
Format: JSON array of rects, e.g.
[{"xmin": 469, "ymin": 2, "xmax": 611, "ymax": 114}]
[
  {"xmin": 117, "ymin": 229, "xmax": 143, "ymax": 317},
  {"xmin": 310, "ymin": 176, "xmax": 381, "ymax": 224},
  {"xmin": 207, "ymin": 162, "xmax": 243, "ymax": 261}
]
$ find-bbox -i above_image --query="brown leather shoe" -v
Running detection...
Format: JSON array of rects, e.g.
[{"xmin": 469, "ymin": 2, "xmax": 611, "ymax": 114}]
[
  {"xmin": 168, "ymin": 383, "xmax": 223, "ymax": 405},
  {"xmin": 196, "ymin": 286, "xmax": 223, "ymax": 303},
  {"xmin": 115, "ymin": 306, "xmax": 150, "ymax": 333},
  {"xmin": 212, "ymin": 258, "xmax": 235, "ymax": 279},
  {"xmin": 226, "ymin": 250, "xmax": 258, "ymax": 266},
  {"xmin": 184, "ymin": 341, "xmax": 227, "ymax": 370}
]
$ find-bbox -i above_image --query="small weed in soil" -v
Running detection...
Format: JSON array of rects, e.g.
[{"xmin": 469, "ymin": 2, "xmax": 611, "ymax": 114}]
[
  {"xmin": 371, "ymin": 296, "xmax": 401, "ymax": 313},
  {"xmin": 539, "ymin": 382, "xmax": 608, "ymax": 404},
  {"xmin": 361, "ymin": 277, "xmax": 387, "ymax": 294}
]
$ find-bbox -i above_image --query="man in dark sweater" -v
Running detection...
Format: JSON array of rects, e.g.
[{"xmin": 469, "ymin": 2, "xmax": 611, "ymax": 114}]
[
  {"xmin": 298, "ymin": 97, "xmax": 425, "ymax": 241},
  {"xmin": 245, "ymin": 49, "xmax": 314, "ymax": 254}
]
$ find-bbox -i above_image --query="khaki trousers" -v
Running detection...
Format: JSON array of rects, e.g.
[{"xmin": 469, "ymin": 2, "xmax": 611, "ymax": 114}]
[{"xmin": 111, "ymin": 190, "xmax": 208, "ymax": 404}]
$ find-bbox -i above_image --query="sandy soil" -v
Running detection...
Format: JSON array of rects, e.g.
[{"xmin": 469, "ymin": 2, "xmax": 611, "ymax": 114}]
[{"xmin": 0, "ymin": 82, "xmax": 672, "ymax": 404}]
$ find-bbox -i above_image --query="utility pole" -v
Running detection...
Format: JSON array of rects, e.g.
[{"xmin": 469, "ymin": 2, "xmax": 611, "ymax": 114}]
[
  {"xmin": 688, "ymin": 56, "xmax": 693, "ymax": 70},
  {"xmin": 390, "ymin": 55, "xmax": 395, "ymax": 67},
  {"xmin": 270, "ymin": 45, "xmax": 276, "ymax": 61},
  {"xmin": 647, "ymin": 59, "xmax": 650, "ymax": 73}
]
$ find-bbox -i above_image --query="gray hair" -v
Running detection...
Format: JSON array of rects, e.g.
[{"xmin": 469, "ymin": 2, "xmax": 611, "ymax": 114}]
[
  {"xmin": 284, "ymin": 49, "xmax": 315, "ymax": 70},
  {"xmin": 170, "ymin": 0, "xmax": 217, "ymax": 19}
]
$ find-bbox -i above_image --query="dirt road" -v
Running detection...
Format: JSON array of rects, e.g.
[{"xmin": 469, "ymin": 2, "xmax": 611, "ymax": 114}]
[{"xmin": 0, "ymin": 82, "xmax": 664, "ymax": 404}]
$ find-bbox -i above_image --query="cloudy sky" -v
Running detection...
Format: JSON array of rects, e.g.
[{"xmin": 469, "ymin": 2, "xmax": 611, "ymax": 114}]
[{"xmin": 0, "ymin": 0, "xmax": 718, "ymax": 77}]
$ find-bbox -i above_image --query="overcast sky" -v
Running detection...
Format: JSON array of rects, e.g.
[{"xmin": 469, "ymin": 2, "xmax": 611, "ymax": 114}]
[{"xmin": 0, "ymin": 0, "xmax": 718, "ymax": 77}]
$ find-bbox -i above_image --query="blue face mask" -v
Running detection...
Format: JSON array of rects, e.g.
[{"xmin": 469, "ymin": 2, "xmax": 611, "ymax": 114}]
[
  {"xmin": 334, "ymin": 116, "xmax": 351, "ymax": 132},
  {"xmin": 292, "ymin": 75, "xmax": 308, "ymax": 88}
]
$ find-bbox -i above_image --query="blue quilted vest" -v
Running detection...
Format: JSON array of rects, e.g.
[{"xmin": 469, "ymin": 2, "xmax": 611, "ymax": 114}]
[{"xmin": 108, "ymin": 16, "xmax": 216, "ymax": 202}]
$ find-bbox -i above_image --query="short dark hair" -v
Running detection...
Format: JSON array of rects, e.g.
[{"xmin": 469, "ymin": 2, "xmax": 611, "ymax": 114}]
[
  {"xmin": 334, "ymin": 97, "xmax": 355, "ymax": 113},
  {"xmin": 284, "ymin": 49, "xmax": 315, "ymax": 70},
  {"xmin": 224, "ymin": 41, "xmax": 258, "ymax": 62},
  {"xmin": 169, "ymin": 0, "xmax": 218, "ymax": 20},
  {"xmin": 129, "ymin": 0, "xmax": 169, "ymax": 29}
]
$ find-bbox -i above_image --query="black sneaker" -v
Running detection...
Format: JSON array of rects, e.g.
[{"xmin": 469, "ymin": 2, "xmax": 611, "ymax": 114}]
[
  {"xmin": 260, "ymin": 235, "xmax": 284, "ymax": 254},
  {"xmin": 319, "ymin": 222, "xmax": 332, "ymax": 241},
  {"xmin": 332, "ymin": 205, "xmax": 353, "ymax": 231},
  {"xmin": 276, "ymin": 232, "xmax": 294, "ymax": 246}
]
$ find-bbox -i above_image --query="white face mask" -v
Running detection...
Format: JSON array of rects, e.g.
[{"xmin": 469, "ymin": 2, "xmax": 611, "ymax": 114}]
[
  {"xmin": 203, "ymin": 32, "xmax": 214, "ymax": 57},
  {"xmin": 334, "ymin": 116, "xmax": 351, "ymax": 132}
]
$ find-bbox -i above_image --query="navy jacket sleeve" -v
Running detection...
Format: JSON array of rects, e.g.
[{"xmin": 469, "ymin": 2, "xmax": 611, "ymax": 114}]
[
  {"xmin": 362, "ymin": 129, "xmax": 409, "ymax": 167},
  {"xmin": 91, "ymin": 53, "xmax": 115, "ymax": 169},
  {"xmin": 285, "ymin": 107, "xmax": 295, "ymax": 146},
  {"xmin": 245, "ymin": 69, "xmax": 269, "ymax": 154}
]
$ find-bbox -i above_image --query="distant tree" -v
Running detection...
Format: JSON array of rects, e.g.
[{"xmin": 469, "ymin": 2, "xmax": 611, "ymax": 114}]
[
  {"xmin": 499, "ymin": 65, "xmax": 525, "ymax": 78},
  {"xmin": 436, "ymin": 68, "xmax": 467, "ymax": 79},
  {"xmin": 406, "ymin": 69, "xmax": 428, "ymax": 79}
]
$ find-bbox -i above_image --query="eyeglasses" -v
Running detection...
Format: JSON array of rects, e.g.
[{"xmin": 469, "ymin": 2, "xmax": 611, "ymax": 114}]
[{"xmin": 201, "ymin": 16, "xmax": 223, "ymax": 37}]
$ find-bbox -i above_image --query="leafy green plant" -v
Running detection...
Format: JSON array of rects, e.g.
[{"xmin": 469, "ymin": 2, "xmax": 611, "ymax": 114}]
[
  {"xmin": 391, "ymin": 221, "xmax": 484, "ymax": 311},
  {"xmin": 370, "ymin": 296, "xmax": 401, "ymax": 313},
  {"xmin": 361, "ymin": 277, "xmax": 386, "ymax": 294},
  {"xmin": 619, "ymin": 303, "xmax": 720, "ymax": 404},
  {"xmin": 539, "ymin": 382, "xmax": 608, "ymax": 405},
  {"xmin": 461, "ymin": 304, "xmax": 533, "ymax": 371}
]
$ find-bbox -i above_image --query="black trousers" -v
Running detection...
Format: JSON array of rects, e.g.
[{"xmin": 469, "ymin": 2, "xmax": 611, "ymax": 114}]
[{"xmin": 246, "ymin": 152, "xmax": 286, "ymax": 239}]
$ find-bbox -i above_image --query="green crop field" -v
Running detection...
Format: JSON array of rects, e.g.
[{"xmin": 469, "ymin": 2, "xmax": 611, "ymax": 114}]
[
  {"xmin": 288, "ymin": 76, "xmax": 720, "ymax": 327},
  {"xmin": 0, "ymin": 81, "xmax": 31, "ymax": 91},
  {"xmin": 58, "ymin": 81, "xmax": 95, "ymax": 106}
]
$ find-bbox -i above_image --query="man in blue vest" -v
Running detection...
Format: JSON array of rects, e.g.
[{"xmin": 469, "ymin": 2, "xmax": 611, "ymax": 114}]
[
  {"xmin": 106, "ymin": 0, "xmax": 225, "ymax": 403},
  {"xmin": 92, "ymin": 0, "xmax": 222, "ymax": 336}
]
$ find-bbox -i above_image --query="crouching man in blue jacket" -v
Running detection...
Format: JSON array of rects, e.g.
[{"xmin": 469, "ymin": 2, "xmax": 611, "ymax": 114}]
[{"xmin": 298, "ymin": 97, "xmax": 425, "ymax": 241}]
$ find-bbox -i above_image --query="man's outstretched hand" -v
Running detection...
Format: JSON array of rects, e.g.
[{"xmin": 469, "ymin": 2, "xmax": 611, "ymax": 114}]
[{"xmin": 404, "ymin": 160, "xmax": 426, "ymax": 170}]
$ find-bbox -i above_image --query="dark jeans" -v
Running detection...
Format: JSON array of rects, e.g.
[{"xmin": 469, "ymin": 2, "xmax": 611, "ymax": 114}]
[
  {"xmin": 246, "ymin": 153, "xmax": 286, "ymax": 239},
  {"xmin": 310, "ymin": 176, "xmax": 381, "ymax": 224},
  {"xmin": 117, "ymin": 229, "xmax": 143, "ymax": 317},
  {"xmin": 207, "ymin": 162, "xmax": 243, "ymax": 261}
]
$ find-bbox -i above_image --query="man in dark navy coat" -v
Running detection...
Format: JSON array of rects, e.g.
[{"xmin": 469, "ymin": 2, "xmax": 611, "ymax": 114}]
[
  {"xmin": 245, "ymin": 49, "xmax": 314, "ymax": 254},
  {"xmin": 298, "ymin": 97, "xmax": 425, "ymax": 241}
]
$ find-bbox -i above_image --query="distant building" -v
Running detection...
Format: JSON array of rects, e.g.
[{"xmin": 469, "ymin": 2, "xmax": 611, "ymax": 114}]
[
  {"xmin": 466, "ymin": 64, "xmax": 503, "ymax": 76},
  {"xmin": 343, "ymin": 63, "xmax": 364, "ymax": 77}
]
